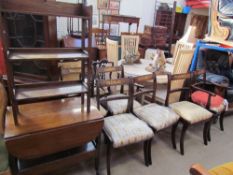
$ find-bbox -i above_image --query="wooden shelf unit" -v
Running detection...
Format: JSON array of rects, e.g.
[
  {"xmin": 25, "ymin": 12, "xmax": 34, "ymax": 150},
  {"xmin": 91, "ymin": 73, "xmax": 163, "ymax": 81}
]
[
  {"xmin": 8, "ymin": 48, "xmax": 89, "ymax": 62},
  {"xmin": 15, "ymin": 81, "xmax": 88, "ymax": 104},
  {"xmin": 0, "ymin": 0, "xmax": 93, "ymax": 125}
]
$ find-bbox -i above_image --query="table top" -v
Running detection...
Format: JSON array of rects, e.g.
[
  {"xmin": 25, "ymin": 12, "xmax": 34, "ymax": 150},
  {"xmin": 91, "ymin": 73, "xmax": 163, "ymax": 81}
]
[
  {"xmin": 121, "ymin": 59, "xmax": 174, "ymax": 84},
  {"xmin": 4, "ymin": 98, "xmax": 104, "ymax": 139}
]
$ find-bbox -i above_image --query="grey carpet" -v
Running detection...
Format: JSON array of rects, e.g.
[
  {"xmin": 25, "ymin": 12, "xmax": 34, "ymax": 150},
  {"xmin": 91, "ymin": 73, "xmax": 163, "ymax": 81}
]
[{"xmin": 58, "ymin": 115, "xmax": 233, "ymax": 175}]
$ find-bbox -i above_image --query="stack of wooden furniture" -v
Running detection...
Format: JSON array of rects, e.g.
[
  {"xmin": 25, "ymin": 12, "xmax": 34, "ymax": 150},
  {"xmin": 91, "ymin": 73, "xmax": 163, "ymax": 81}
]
[
  {"xmin": 0, "ymin": 1, "xmax": 104, "ymax": 174},
  {"xmin": 139, "ymin": 25, "xmax": 168, "ymax": 58}
]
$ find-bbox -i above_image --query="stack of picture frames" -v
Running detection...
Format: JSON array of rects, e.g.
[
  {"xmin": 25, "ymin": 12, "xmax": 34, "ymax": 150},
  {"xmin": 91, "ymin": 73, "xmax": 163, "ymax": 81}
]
[{"xmin": 97, "ymin": 0, "xmax": 121, "ymax": 35}]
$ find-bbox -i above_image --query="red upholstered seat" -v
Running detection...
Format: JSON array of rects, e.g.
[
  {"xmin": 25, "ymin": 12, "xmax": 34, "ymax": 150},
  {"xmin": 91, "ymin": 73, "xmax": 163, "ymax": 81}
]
[{"xmin": 191, "ymin": 91, "xmax": 224, "ymax": 108}]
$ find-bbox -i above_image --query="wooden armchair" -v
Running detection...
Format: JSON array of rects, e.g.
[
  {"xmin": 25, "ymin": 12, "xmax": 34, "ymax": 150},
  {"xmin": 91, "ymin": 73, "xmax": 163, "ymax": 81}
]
[
  {"xmin": 190, "ymin": 162, "xmax": 233, "ymax": 175},
  {"xmin": 96, "ymin": 77, "xmax": 154, "ymax": 175},
  {"xmin": 191, "ymin": 69, "xmax": 227, "ymax": 131},
  {"xmin": 0, "ymin": 81, "xmax": 10, "ymax": 175},
  {"xmin": 167, "ymin": 73, "xmax": 214, "ymax": 155},
  {"xmin": 132, "ymin": 73, "xmax": 180, "ymax": 156},
  {"xmin": 96, "ymin": 66, "xmax": 141, "ymax": 116},
  {"xmin": 156, "ymin": 49, "xmax": 195, "ymax": 104}
]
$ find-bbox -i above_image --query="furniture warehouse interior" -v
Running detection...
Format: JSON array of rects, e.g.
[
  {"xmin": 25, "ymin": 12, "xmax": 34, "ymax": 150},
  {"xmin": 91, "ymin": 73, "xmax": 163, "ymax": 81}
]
[{"xmin": 0, "ymin": 0, "xmax": 233, "ymax": 175}]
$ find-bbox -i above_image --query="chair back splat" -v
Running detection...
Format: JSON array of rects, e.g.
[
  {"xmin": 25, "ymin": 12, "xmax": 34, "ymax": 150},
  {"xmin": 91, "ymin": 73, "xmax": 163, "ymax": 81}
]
[
  {"xmin": 133, "ymin": 72, "xmax": 169, "ymax": 104},
  {"xmin": 96, "ymin": 77, "xmax": 133, "ymax": 113},
  {"xmin": 106, "ymin": 38, "xmax": 119, "ymax": 66},
  {"xmin": 166, "ymin": 72, "xmax": 192, "ymax": 106},
  {"xmin": 92, "ymin": 59, "xmax": 114, "ymax": 96},
  {"xmin": 121, "ymin": 34, "xmax": 139, "ymax": 60}
]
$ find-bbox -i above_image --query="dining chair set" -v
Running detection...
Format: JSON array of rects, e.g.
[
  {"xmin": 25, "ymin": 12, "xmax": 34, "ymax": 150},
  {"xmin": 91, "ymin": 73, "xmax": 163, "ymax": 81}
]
[{"xmin": 94, "ymin": 64, "xmax": 228, "ymax": 175}]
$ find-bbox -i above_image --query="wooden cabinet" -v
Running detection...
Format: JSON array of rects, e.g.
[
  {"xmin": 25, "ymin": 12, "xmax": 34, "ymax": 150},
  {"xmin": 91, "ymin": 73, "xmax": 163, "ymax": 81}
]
[
  {"xmin": 2, "ymin": 0, "xmax": 58, "ymax": 80},
  {"xmin": 173, "ymin": 13, "xmax": 187, "ymax": 42}
]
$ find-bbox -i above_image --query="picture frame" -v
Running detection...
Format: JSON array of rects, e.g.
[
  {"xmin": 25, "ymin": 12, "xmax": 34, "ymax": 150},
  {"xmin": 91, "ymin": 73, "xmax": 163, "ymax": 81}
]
[
  {"xmin": 109, "ymin": 0, "xmax": 120, "ymax": 10},
  {"xmin": 110, "ymin": 10, "xmax": 119, "ymax": 15},
  {"xmin": 97, "ymin": 0, "xmax": 109, "ymax": 9}
]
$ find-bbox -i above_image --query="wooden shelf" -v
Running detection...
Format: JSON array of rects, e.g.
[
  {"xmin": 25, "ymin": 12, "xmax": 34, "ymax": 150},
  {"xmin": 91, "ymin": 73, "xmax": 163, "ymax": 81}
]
[
  {"xmin": 8, "ymin": 48, "xmax": 88, "ymax": 62},
  {"xmin": 1, "ymin": 0, "xmax": 93, "ymax": 125},
  {"xmin": 15, "ymin": 82, "xmax": 88, "ymax": 104},
  {"xmin": 0, "ymin": 0, "xmax": 92, "ymax": 19}
]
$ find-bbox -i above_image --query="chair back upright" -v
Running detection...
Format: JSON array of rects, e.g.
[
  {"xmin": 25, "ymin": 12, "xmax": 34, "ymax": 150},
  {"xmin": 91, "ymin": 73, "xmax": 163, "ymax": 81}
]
[
  {"xmin": 172, "ymin": 42, "xmax": 195, "ymax": 64},
  {"xmin": 0, "ymin": 81, "xmax": 7, "ymax": 135},
  {"xmin": 133, "ymin": 72, "xmax": 169, "ymax": 105},
  {"xmin": 121, "ymin": 34, "xmax": 139, "ymax": 60},
  {"xmin": 166, "ymin": 72, "xmax": 192, "ymax": 106},
  {"xmin": 96, "ymin": 66, "xmax": 125, "ymax": 107},
  {"xmin": 93, "ymin": 59, "xmax": 114, "ymax": 82},
  {"xmin": 96, "ymin": 76, "xmax": 133, "ymax": 112},
  {"xmin": 172, "ymin": 26, "xmax": 197, "ymax": 64},
  {"xmin": 171, "ymin": 26, "xmax": 197, "ymax": 64},
  {"xmin": 172, "ymin": 49, "xmax": 195, "ymax": 74},
  {"xmin": 133, "ymin": 73, "xmax": 157, "ymax": 104},
  {"xmin": 106, "ymin": 38, "xmax": 119, "ymax": 66}
]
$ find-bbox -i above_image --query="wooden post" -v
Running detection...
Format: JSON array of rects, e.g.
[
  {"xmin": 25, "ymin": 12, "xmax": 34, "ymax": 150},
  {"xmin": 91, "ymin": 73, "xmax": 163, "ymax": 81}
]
[{"xmin": 169, "ymin": 1, "xmax": 177, "ymax": 56}]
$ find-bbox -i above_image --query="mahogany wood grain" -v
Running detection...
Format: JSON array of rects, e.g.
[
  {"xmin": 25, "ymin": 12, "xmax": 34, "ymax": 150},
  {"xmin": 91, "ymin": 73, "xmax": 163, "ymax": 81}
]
[
  {"xmin": 4, "ymin": 98, "xmax": 104, "ymax": 159},
  {"xmin": 15, "ymin": 143, "xmax": 96, "ymax": 175}
]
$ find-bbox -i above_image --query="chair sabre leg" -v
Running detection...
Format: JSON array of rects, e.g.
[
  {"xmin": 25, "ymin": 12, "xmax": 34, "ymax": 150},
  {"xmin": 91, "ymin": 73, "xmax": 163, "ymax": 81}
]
[
  {"xmin": 147, "ymin": 139, "xmax": 152, "ymax": 165},
  {"xmin": 171, "ymin": 121, "xmax": 179, "ymax": 149},
  {"xmin": 180, "ymin": 122, "xmax": 188, "ymax": 156},
  {"xmin": 143, "ymin": 141, "xmax": 149, "ymax": 166},
  {"xmin": 95, "ymin": 135, "xmax": 101, "ymax": 175},
  {"xmin": 207, "ymin": 119, "xmax": 212, "ymax": 142},
  {"xmin": 203, "ymin": 122, "xmax": 209, "ymax": 146},
  {"xmin": 220, "ymin": 111, "xmax": 225, "ymax": 131},
  {"xmin": 107, "ymin": 142, "xmax": 112, "ymax": 175}
]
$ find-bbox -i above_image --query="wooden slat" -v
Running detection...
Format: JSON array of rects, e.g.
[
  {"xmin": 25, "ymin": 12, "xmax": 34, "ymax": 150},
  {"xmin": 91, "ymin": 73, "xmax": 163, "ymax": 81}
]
[
  {"xmin": 0, "ymin": 0, "xmax": 92, "ymax": 18},
  {"xmin": 15, "ymin": 83, "xmax": 88, "ymax": 103},
  {"xmin": 98, "ymin": 78, "xmax": 130, "ymax": 88},
  {"xmin": 8, "ymin": 48, "xmax": 88, "ymax": 61},
  {"xmin": 96, "ymin": 65, "xmax": 123, "ymax": 74}
]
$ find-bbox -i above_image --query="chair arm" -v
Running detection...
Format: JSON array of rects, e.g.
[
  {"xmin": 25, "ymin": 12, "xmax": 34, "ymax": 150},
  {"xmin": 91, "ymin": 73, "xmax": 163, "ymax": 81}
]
[
  {"xmin": 134, "ymin": 83, "xmax": 144, "ymax": 90},
  {"xmin": 191, "ymin": 85, "xmax": 217, "ymax": 109},
  {"xmin": 190, "ymin": 164, "xmax": 211, "ymax": 175},
  {"xmin": 191, "ymin": 85, "xmax": 216, "ymax": 97}
]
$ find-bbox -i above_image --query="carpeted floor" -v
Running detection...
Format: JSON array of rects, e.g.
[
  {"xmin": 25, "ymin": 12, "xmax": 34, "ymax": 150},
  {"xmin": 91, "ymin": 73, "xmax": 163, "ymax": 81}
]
[{"xmin": 58, "ymin": 115, "xmax": 233, "ymax": 175}]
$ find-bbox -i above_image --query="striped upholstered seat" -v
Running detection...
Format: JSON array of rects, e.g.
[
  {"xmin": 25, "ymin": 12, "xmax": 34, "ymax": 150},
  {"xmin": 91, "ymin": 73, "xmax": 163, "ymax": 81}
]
[
  {"xmin": 134, "ymin": 103, "xmax": 179, "ymax": 131},
  {"xmin": 107, "ymin": 94, "xmax": 142, "ymax": 115},
  {"xmin": 104, "ymin": 113, "xmax": 154, "ymax": 148},
  {"xmin": 170, "ymin": 101, "xmax": 213, "ymax": 124}
]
